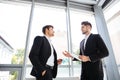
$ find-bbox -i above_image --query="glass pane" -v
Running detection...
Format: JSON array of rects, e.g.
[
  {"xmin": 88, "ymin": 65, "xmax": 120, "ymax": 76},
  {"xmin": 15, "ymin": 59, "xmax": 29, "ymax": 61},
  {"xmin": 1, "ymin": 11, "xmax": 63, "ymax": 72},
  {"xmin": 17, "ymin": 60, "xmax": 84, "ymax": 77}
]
[
  {"xmin": 0, "ymin": 71, "xmax": 18, "ymax": 80},
  {"xmin": 26, "ymin": 5, "xmax": 68, "ymax": 78},
  {"xmin": 57, "ymin": 67, "xmax": 69, "ymax": 77},
  {"xmin": 0, "ymin": 3, "xmax": 31, "ymax": 64}
]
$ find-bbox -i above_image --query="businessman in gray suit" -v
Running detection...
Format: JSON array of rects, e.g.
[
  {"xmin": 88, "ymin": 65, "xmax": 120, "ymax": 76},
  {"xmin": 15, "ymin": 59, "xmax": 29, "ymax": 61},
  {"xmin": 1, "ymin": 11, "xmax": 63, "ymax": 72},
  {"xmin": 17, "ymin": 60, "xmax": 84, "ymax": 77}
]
[
  {"xmin": 29, "ymin": 25, "xmax": 62, "ymax": 80},
  {"xmin": 63, "ymin": 21, "xmax": 109, "ymax": 80}
]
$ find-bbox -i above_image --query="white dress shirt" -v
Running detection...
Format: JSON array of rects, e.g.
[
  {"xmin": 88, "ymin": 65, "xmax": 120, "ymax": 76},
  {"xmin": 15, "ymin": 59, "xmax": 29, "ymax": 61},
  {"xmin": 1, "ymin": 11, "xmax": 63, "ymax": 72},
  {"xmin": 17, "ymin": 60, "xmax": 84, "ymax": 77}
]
[{"xmin": 45, "ymin": 36, "xmax": 54, "ymax": 66}]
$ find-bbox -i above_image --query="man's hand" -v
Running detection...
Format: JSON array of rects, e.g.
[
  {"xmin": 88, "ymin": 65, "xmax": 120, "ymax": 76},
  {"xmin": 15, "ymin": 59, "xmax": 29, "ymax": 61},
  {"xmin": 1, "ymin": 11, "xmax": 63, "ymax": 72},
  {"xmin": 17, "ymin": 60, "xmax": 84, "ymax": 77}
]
[
  {"xmin": 42, "ymin": 70, "xmax": 46, "ymax": 76},
  {"xmin": 57, "ymin": 59, "xmax": 62, "ymax": 65},
  {"xmin": 79, "ymin": 55, "xmax": 91, "ymax": 62},
  {"xmin": 63, "ymin": 51, "xmax": 73, "ymax": 58}
]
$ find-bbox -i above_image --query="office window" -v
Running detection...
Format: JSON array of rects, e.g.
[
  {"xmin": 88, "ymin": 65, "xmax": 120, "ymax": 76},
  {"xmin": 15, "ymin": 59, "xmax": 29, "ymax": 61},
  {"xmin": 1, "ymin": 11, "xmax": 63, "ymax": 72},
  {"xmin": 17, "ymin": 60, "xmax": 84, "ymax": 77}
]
[
  {"xmin": 0, "ymin": 2, "xmax": 31, "ymax": 64},
  {"xmin": 0, "ymin": 2, "xmax": 31, "ymax": 80}
]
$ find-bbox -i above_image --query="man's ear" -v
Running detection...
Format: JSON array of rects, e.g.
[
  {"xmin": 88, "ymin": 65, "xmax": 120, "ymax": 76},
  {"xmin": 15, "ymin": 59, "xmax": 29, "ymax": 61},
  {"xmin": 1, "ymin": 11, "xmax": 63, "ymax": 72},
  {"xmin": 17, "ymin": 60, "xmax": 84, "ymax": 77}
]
[{"xmin": 45, "ymin": 28, "xmax": 48, "ymax": 34}]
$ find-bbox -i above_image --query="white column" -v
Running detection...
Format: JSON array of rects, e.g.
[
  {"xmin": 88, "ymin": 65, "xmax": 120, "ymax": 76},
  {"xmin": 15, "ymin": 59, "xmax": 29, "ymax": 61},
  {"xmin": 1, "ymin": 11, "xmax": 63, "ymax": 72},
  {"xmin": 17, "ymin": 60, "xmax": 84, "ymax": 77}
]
[
  {"xmin": 66, "ymin": 0, "xmax": 74, "ymax": 76},
  {"xmin": 21, "ymin": 0, "xmax": 35, "ymax": 80},
  {"xmin": 93, "ymin": 5, "xmax": 120, "ymax": 80}
]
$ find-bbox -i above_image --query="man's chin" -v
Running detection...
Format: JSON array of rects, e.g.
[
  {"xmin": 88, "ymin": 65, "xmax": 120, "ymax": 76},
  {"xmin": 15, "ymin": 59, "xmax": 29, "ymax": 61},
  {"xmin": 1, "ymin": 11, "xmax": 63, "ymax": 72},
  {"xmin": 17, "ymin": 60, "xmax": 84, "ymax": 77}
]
[
  {"xmin": 82, "ymin": 32, "xmax": 85, "ymax": 34},
  {"xmin": 52, "ymin": 35, "xmax": 54, "ymax": 36}
]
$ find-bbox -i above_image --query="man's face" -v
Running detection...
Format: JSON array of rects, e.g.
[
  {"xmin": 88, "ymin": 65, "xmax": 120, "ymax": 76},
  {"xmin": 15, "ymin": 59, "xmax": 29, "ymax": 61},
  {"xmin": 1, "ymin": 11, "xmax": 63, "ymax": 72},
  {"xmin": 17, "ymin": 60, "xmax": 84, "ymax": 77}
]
[
  {"xmin": 81, "ymin": 24, "xmax": 91, "ymax": 34},
  {"xmin": 81, "ymin": 25, "xmax": 88, "ymax": 34},
  {"xmin": 47, "ymin": 27, "xmax": 55, "ymax": 37}
]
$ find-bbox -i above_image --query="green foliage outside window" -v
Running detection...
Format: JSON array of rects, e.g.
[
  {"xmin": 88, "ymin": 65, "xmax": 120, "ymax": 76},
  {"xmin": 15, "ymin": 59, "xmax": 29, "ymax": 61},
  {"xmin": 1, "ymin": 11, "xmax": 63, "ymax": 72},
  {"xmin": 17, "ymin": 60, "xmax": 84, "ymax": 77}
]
[{"xmin": 10, "ymin": 48, "xmax": 24, "ymax": 80}]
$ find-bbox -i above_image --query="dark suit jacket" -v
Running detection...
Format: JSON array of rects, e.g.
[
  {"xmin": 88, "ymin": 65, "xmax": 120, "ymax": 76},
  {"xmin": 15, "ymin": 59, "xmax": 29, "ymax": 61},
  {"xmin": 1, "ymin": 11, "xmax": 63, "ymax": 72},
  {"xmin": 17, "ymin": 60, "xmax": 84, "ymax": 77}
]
[
  {"xmin": 80, "ymin": 34, "xmax": 109, "ymax": 80},
  {"xmin": 29, "ymin": 36, "xmax": 58, "ymax": 78}
]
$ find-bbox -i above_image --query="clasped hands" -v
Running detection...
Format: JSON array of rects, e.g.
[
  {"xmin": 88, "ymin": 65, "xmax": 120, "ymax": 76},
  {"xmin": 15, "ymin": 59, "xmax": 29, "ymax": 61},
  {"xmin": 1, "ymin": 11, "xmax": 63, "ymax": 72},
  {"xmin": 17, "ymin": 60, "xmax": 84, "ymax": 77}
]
[{"xmin": 63, "ymin": 51, "xmax": 90, "ymax": 62}]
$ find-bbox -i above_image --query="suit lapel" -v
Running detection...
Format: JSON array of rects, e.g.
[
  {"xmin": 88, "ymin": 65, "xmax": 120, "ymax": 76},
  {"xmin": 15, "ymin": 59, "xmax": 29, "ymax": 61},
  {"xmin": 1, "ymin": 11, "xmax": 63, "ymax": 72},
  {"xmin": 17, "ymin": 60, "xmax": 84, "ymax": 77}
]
[
  {"xmin": 85, "ymin": 34, "xmax": 93, "ymax": 50},
  {"xmin": 80, "ymin": 39, "xmax": 85, "ymax": 55}
]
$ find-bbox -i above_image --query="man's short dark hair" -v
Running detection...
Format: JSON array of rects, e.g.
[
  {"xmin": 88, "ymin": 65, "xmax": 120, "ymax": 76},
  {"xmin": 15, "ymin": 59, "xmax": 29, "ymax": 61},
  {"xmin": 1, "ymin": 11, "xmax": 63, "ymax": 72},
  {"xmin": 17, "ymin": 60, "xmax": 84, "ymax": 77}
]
[
  {"xmin": 81, "ymin": 21, "xmax": 92, "ymax": 28},
  {"xmin": 42, "ymin": 25, "xmax": 54, "ymax": 34}
]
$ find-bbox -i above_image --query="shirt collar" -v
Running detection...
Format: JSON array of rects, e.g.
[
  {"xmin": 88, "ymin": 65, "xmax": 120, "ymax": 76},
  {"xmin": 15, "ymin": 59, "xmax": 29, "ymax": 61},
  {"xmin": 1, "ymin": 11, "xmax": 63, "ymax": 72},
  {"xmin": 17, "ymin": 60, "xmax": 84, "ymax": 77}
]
[
  {"xmin": 85, "ymin": 33, "xmax": 91, "ymax": 40},
  {"xmin": 45, "ymin": 35, "xmax": 52, "ymax": 42}
]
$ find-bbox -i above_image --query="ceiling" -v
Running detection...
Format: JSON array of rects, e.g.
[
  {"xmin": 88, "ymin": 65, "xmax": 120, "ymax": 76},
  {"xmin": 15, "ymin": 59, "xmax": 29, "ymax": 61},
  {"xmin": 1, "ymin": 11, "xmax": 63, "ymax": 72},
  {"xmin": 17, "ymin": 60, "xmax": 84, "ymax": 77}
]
[{"xmin": 0, "ymin": 0, "xmax": 118, "ymax": 12}]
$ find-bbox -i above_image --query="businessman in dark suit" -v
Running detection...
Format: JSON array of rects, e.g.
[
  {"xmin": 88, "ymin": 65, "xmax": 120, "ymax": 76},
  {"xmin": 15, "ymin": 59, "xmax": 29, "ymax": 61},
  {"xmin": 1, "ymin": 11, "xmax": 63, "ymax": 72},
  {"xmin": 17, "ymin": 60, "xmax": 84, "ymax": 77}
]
[
  {"xmin": 63, "ymin": 21, "xmax": 109, "ymax": 80},
  {"xmin": 29, "ymin": 25, "xmax": 62, "ymax": 80}
]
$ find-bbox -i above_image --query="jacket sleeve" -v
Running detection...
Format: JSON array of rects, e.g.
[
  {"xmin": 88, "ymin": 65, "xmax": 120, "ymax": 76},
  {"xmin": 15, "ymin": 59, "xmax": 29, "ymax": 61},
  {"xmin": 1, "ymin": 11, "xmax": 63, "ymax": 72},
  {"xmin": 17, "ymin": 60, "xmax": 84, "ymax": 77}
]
[
  {"xmin": 89, "ymin": 34, "xmax": 109, "ymax": 62},
  {"xmin": 29, "ymin": 36, "xmax": 45, "ymax": 75}
]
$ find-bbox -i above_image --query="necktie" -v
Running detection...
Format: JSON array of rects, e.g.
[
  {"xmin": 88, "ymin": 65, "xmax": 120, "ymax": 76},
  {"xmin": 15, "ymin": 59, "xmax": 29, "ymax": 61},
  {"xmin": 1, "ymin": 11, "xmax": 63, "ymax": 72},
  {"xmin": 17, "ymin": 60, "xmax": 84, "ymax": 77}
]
[{"xmin": 81, "ymin": 39, "xmax": 85, "ymax": 55}]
